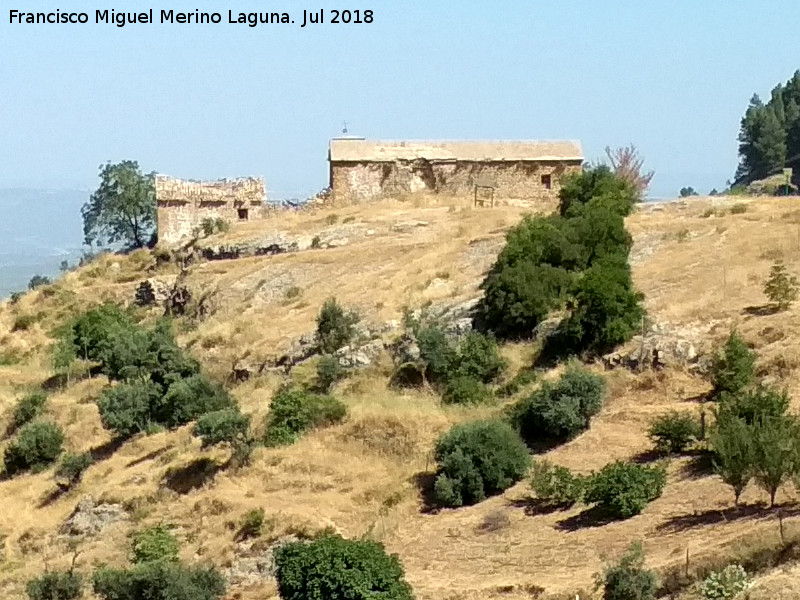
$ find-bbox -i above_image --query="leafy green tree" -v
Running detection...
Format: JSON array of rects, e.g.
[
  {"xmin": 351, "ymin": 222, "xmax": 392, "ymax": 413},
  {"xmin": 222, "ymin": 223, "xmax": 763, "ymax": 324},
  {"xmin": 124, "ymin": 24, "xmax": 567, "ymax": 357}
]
[
  {"xmin": 559, "ymin": 164, "xmax": 640, "ymax": 217},
  {"xmin": 4, "ymin": 421, "xmax": 65, "ymax": 476},
  {"xmin": 193, "ymin": 409, "xmax": 251, "ymax": 449},
  {"xmin": 716, "ymin": 384, "xmax": 789, "ymax": 425},
  {"xmin": 433, "ymin": 420, "xmax": 530, "ymax": 508},
  {"xmin": 750, "ymin": 414, "xmax": 800, "ymax": 506},
  {"xmin": 710, "ymin": 331, "xmax": 755, "ymax": 400},
  {"xmin": 315, "ymin": 297, "xmax": 359, "ymax": 354},
  {"xmin": 93, "ymin": 562, "xmax": 225, "ymax": 600},
  {"xmin": 764, "ymin": 260, "xmax": 799, "ymax": 310},
  {"xmin": 96, "ymin": 381, "xmax": 162, "ymax": 439},
  {"xmin": 600, "ymin": 542, "xmax": 658, "ymax": 600},
  {"xmin": 28, "ymin": 274, "xmax": 51, "ymax": 290},
  {"xmin": 530, "ymin": 460, "xmax": 587, "ymax": 508},
  {"xmin": 453, "ymin": 332, "xmax": 506, "ymax": 383},
  {"xmin": 679, "ymin": 187, "xmax": 699, "ymax": 197},
  {"xmin": 585, "ymin": 461, "xmax": 666, "ymax": 519},
  {"xmin": 82, "ymin": 160, "xmax": 156, "ymax": 249},
  {"xmin": 157, "ymin": 374, "xmax": 233, "ymax": 428},
  {"xmin": 273, "ymin": 534, "xmax": 413, "ymax": 600},
  {"xmin": 314, "ymin": 354, "xmax": 344, "ymax": 393},
  {"xmin": 26, "ymin": 570, "xmax": 82, "ymax": 600},
  {"xmin": 131, "ymin": 525, "xmax": 180, "ymax": 564},
  {"xmin": 709, "ymin": 416, "xmax": 755, "ymax": 505}
]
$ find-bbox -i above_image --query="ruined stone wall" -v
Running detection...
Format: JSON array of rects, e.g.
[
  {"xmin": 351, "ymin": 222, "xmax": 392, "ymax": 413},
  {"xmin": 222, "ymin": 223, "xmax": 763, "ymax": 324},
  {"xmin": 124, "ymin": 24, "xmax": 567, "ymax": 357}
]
[
  {"xmin": 155, "ymin": 176, "xmax": 266, "ymax": 246},
  {"xmin": 330, "ymin": 160, "xmax": 582, "ymax": 210}
]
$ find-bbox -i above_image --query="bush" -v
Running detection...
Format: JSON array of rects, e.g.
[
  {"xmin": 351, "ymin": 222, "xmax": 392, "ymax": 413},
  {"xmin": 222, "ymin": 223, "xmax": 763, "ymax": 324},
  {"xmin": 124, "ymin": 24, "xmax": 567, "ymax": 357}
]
[
  {"xmin": 496, "ymin": 369, "xmax": 538, "ymax": 398},
  {"xmin": 600, "ymin": 542, "xmax": 658, "ymax": 600},
  {"xmin": 433, "ymin": 420, "xmax": 531, "ymax": 508},
  {"xmin": 55, "ymin": 452, "xmax": 93, "ymax": 488},
  {"xmin": 28, "ymin": 274, "xmax": 51, "ymax": 290},
  {"xmin": 700, "ymin": 564, "xmax": 752, "ymax": 600},
  {"xmin": 4, "ymin": 421, "xmax": 65, "ymax": 476},
  {"xmin": 764, "ymin": 261, "xmax": 799, "ymax": 310},
  {"xmin": 59, "ymin": 303, "xmax": 138, "ymax": 364},
  {"xmin": 315, "ymin": 354, "xmax": 344, "ymax": 393},
  {"xmin": 273, "ymin": 534, "xmax": 413, "ymax": 600},
  {"xmin": 586, "ymin": 461, "xmax": 666, "ymax": 519},
  {"xmin": 509, "ymin": 364, "xmax": 605, "ymax": 447},
  {"xmin": 193, "ymin": 409, "xmax": 250, "ymax": 448},
  {"xmin": 559, "ymin": 164, "xmax": 640, "ymax": 218},
  {"xmin": 12, "ymin": 392, "xmax": 48, "ymax": 429},
  {"xmin": 711, "ymin": 331, "xmax": 755, "ymax": 400},
  {"xmin": 716, "ymin": 384, "xmax": 789, "ymax": 425},
  {"xmin": 452, "ymin": 332, "xmax": 506, "ymax": 383},
  {"xmin": 26, "ymin": 570, "xmax": 82, "ymax": 600},
  {"xmin": 648, "ymin": 411, "xmax": 700, "ymax": 454},
  {"xmin": 441, "ymin": 376, "xmax": 490, "ymax": 405},
  {"xmin": 158, "ymin": 374, "xmax": 234, "ymax": 428},
  {"xmin": 315, "ymin": 297, "xmax": 359, "ymax": 354},
  {"xmin": 529, "ymin": 460, "xmax": 586, "ymax": 507},
  {"xmin": 12, "ymin": 313, "xmax": 37, "ymax": 332},
  {"xmin": 415, "ymin": 325, "xmax": 457, "ymax": 385},
  {"xmin": 93, "ymin": 562, "xmax": 226, "ymax": 600},
  {"xmin": 237, "ymin": 508, "xmax": 265, "ymax": 540},
  {"xmin": 131, "ymin": 525, "xmax": 180, "ymax": 564},
  {"xmin": 263, "ymin": 386, "xmax": 347, "ymax": 447},
  {"xmin": 96, "ymin": 381, "xmax": 162, "ymax": 439}
]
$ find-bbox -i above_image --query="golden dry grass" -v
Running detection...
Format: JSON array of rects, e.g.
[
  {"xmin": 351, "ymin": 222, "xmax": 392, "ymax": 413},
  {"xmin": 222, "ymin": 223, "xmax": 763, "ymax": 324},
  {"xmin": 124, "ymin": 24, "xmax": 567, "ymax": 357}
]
[{"xmin": 3, "ymin": 195, "xmax": 800, "ymax": 598}]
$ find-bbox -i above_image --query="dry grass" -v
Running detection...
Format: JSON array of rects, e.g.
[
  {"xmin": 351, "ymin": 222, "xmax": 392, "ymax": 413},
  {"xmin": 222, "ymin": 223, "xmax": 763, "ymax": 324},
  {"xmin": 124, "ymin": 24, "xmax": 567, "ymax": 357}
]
[{"xmin": 4, "ymin": 195, "xmax": 800, "ymax": 598}]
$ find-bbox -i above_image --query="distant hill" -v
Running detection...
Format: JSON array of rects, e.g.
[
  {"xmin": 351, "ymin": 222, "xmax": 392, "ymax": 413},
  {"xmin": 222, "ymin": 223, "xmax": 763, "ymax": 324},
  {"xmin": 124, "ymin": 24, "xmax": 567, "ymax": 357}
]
[{"xmin": 0, "ymin": 188, "xmax": 85, "ymax": 297}]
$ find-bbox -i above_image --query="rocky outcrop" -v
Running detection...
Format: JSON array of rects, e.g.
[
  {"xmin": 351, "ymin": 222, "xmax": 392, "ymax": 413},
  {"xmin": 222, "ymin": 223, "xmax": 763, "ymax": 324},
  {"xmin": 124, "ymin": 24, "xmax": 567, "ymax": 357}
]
[
  {"xmin": 603, "ymin": 323, "xmax": 699, "ymax": 370},
  {"xmin": 60, "ymin": 496, "xmax": 127, "ymax": 537},
  {"xmin": 134, "ymin": 277, "xmax": 177, "ymax": 307}
]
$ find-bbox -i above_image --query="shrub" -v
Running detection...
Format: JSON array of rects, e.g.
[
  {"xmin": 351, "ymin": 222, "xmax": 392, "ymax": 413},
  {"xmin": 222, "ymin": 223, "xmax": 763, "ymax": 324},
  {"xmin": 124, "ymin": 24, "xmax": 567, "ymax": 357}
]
[
  {"xmin": 237, "ymin": 508, "xmax": 265, "ymax": 540},
  {"xmin": 158, "ymin": 374, "xmax": 234, "ymax": 428},
  {"xmin": 530, "ymin": 460, "xmax": 586, "ymax": 507},
  {"xmin": 263, "ymin": 386, "xmax": 347, "ymax": 447},
  {"xmin": 496, "ymin": 369, "xmax": 538, "ymax": 398},
  {"xmin": 315, "ymin": 297, "xmax": 359, "ymax": 354},
  {"xmin": 452, "ymin": 332, "xmax": 506, "ymax": 383},
  {"xmin": 586, "ymin": 461, "xmax": 666, "ymax": 519},
  {"xmin": 730, "ymin": 203, "xmax": 748, "ymax": 214},
  {"xmin": 559, "ymin": 164, "xmax": 640, "ymax": 218},
  {"xmin": 28, "ymin": 274, "xmax": 51, "ymax": 290},
  {"xmin": 441, "ymin": 376, "xmax": 490, "ymax": 405},
  {"xmin": 26, "ymin": 570, "xmax": 82, "ymax": 600},
  {"xmin": 4, "ymin": 421, "xmax": 65, "ymax": 476},
  {"xmin": 600, "ymin": 542, "xmax": 658, "ymax": 600},
  {"xmin": 711, "ymin": 331, "xmax": 755, "ymax": 400},
  {"xmin": 93, "ymin": 562, "xmax": 226, "ymax": 600},
  {"xmin": 648, "ymin": 411, "xmax": 700, "ymax": 454},
  {"xmin": 415, "ymin": 325, "xmax": 457, "ymax": 385},
  {"xmin": 764, "ymin": 261, "xmax": 799, "ymax": 310},
  {"xmin": 433, "ymin": 420, "xmax": 531, "ymax": 508},
  {"xmin": 716, "ymin": 384, "xmax": 789, "ymax": 424},
  {"xmin": 131, "ymin": 524, "xmax": 180, "ymax": 564},
  {"xmin": 273, "ymin": 534, "xmax": 413, "ymax": 600},
  {"xmin": 193, "ymin": 409, "xmax": 250, "ymax": 448},
  {"xmin": 315, "ymin": 354, "xmax": 344, "ymax": 393},
  {"xmin": 509, "ymin": 364, "xmax": 605, "ymax": 447},
  {"xmin": 59, "ymin": 303, "xmax": 138, "ymax": 364},
  {"xmin": 96, "ymin": 381, "xmax": 162, "ymax": 439},
  {"xmin": 12, "ymin": 392, "xmax": 48, "ymax": 429},
  {"xmin": 12, "ymin": 313, "xmax": 37, "ymax": 332},
  {"xmin": 700, "ymin": 564, "xmax": 752, "ymax": 600},
  {"xmin": 55, "ymin": 452, "xmax": 93, "ymax": 488}
]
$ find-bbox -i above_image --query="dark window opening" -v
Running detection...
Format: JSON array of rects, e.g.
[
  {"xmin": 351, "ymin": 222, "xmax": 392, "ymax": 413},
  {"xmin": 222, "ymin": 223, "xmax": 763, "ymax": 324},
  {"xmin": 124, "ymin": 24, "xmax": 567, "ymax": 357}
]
[
  {"xmin": 237, "ymin": 208, "xmax": 249, "ymax": 220},
  {"xmin": 541, "ymin": 174, "xmax": 552, "ymax": 190}
]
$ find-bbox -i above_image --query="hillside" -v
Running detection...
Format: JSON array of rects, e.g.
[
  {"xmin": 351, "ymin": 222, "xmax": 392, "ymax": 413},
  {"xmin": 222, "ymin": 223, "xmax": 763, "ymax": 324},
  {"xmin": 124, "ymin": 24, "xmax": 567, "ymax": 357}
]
[{"xmin": 3, "ymin": 194, "xmax": 800, "ymax": 599}]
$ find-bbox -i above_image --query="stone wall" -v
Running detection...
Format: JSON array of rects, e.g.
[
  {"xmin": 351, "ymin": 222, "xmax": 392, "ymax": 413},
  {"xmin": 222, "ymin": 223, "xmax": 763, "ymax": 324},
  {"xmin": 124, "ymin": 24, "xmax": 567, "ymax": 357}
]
[
  {"xmin": 155, "ymin": 176, "xmax": 266, "ymax": 246},
  {"xmin": 329, "ymin": 160, "xmax": 582, "ymax": 209}
]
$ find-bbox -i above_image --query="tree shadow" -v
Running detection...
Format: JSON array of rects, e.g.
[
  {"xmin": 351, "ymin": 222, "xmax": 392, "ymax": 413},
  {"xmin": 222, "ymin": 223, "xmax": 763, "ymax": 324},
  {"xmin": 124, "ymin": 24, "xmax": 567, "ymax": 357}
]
[
  {"xmin": 554, "ymin": 505, "xmax": 619, "ymax": 532},
  {"xmin": 656, "ymin": 503, "xmax": 800, "ymax": 534},
  {"xmin": 742, "ymin": 304, "xmax": 780, "ymax": 317},
  {"xmin": 682, "ymin": 392, "xmax": 710, "ymax": 404},
  {"xmin": 411, "ymin": 472, "xmax": 440, "ymax": 514},
  {"xmin": 506, "ymin": 496, "xmax": 572, "ymax": 517},
  {"xmin": 37, "ymin": 485, "xmax": 70, "ymax": 509},
  {"xmin": 680, "ymin": 450, "xmax": 715, "ymax": 480},
  {"xmin": 161, "ymin": 458, "xmax": 221, "ymax": 495},
  {"xmin": 126, "ymin": 446, "xmax": 170, "ymax": 468},
  {"xmin": 89, "ymin": 438, "xmax": 126, "ymax": 463},
  {"xmin": 631, "ymin": 448, "xmax": 664, "ymax": 464},
  {"xmin": 40, "ymin": 370, "xmax": 92, "ymax": 393}
]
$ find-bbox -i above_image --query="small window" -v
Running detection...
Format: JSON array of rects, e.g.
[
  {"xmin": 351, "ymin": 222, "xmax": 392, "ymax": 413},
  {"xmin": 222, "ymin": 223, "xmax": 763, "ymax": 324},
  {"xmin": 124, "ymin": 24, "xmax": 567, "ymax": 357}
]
[
  {"xmin": 541, "ymin": 174, "xmax": 552, "ymax": 190},
  {"xmin": 237, "ymin": 208, "xmax": 249, "ymax": 221}
]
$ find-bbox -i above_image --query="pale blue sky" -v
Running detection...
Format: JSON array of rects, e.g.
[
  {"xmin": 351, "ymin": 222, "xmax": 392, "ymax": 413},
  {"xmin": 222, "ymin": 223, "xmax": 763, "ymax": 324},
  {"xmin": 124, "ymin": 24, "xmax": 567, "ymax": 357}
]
[{"xmin": 2, "ymin": 0, "xmax": 799, "ymax": 199}]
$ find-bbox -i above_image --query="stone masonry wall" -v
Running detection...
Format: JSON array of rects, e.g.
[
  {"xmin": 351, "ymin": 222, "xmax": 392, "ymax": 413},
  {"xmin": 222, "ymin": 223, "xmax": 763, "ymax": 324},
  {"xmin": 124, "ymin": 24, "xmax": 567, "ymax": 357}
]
[
  {"xmin": 330, "ymin": 160, "xmax": 582, "ymax": 209},
  {"xmin": 156, "ymin": 176, "xmax": 266, "ymax": 246}
]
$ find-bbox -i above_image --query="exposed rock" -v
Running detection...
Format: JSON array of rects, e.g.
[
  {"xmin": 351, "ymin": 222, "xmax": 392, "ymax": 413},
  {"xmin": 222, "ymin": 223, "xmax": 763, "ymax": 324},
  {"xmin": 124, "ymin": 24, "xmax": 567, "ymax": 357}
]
[
  {"xmin": 603, "ymin": 333, "xmax": 698, "ymax": 371},
  {"xmin": 134, "ymin": 277, "xmax": 175, "ymax": 306},
  {"xmin": 60, "ymin": 496, "xmax": 127, "ymax": 537},
  {"xmin": 225, "ymin": 536, "xmax": 300, "ymax": 586},
  {"xmin": 322, "ymin": 237, "xmax": 349, "ymax": 249},
  {"xmin": 336, "ymin": 339, "xmax": 385, "ymax": 369},
  {"xmin": 443, "ymin": 317, "xmax": 473, "ymax": 337},
  {"xmin": 391, "ymin": 220, "xmax": 429, "ymax": 233},
  {"xmin": 533, "ymin": 316, "xmax": 562, "ymax": 341}
]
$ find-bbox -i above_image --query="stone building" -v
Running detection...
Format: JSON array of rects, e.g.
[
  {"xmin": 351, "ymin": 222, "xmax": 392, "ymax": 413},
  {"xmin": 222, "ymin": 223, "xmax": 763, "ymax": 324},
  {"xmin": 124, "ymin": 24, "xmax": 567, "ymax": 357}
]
[
  {"xmin": 327, "ymin": 139, "xmax": 583, "ymax": 207},
  {"xmin": 155, "ymin": 175, "xmax": 266, "ymax": 245}
]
